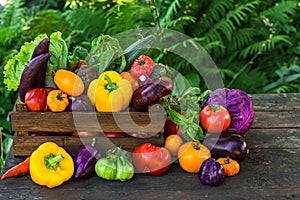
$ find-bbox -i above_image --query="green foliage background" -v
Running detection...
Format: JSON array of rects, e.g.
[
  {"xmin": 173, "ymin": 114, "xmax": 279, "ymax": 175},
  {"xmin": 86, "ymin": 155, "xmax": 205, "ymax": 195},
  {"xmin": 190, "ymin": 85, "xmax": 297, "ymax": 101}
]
[{"xmin": 0, "ymin": 0, "xmax": 299, "ymax": 170}]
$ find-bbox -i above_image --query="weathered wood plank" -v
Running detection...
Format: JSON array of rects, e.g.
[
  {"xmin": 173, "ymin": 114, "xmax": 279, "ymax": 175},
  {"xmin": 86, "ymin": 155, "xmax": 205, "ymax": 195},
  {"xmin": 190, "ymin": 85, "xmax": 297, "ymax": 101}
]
[
  {"xmin": 10, "ymin": 110, "xmax": 166, "ymax": 133},
  {"xmin": 246, "ymin": 128, "xmax": 300, "ymax": 149},
  {"xmin": 13, "ymin": 133, "xmax": 164, "ymax": 157},
  {"xmin": 1, "ymin": 148, "xmax": 299, "ymax": 200},
  {"xmin": 250, "ymin": 93, "xmax": 300, "ymax": 111},
  {"xmin": 251, "ymin": 111, "xmax": 300, "ymax": 128}
]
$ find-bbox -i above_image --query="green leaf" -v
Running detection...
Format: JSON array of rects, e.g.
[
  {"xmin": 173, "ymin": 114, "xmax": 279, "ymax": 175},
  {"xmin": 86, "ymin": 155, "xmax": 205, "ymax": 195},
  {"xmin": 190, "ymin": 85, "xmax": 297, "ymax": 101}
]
[{"xmin": 3, "ymin": 34, "xmax": 48, "ymax": 91}]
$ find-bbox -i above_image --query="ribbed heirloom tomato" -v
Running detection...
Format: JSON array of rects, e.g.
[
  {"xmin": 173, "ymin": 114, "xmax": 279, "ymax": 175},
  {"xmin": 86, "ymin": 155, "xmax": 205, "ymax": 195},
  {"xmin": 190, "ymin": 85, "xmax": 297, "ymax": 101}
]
[
  {"xmin": 133, "ymin": 143, "xmax": 171, "ymax": 176},
  {"xmin": 54, "ymin": 69, "xmax": 84, "ymax": 96},
  {"xmin": 178, "ymin": 141, "xmax": 211, "ymax": 173}
]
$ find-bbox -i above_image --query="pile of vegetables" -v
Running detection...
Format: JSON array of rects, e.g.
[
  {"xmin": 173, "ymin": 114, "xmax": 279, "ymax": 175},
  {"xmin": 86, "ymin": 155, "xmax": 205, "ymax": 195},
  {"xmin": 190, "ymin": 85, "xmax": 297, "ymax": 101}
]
[{"xmin": 2, "ymin": 31, "xmax": 255, "ymax": 187}]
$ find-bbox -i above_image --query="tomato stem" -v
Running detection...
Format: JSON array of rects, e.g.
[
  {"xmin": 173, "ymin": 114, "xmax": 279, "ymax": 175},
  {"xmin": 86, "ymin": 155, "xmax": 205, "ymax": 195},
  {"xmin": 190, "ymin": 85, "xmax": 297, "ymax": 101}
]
[
  {"xmin": 192, "ymin": 142, "xmax": 201, "ymax": 150},
  {"xmin": 208, "ymin": 104, "xmax": 220, "ymax": 112}
]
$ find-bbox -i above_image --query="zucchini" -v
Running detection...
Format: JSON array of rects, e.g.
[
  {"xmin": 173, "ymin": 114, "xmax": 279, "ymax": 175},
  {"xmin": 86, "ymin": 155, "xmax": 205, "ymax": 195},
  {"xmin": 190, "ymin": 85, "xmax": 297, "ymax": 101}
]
[{"xmin": 123, "ymin": 35, "xmax": 156, "ymax": 71}]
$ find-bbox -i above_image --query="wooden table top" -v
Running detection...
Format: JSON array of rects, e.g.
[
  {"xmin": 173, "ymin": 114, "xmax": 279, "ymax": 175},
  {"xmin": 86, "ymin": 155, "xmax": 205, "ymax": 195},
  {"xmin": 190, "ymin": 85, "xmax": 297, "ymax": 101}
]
[{"xmin": 1, "ymin": 93, "xmax": 299, "ymax": 200}]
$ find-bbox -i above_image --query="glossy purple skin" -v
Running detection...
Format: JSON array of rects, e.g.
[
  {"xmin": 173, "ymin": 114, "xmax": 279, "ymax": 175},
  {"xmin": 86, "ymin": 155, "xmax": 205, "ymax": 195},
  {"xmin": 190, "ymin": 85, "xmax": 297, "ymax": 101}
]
[
  {"xmin": 202, "ymin": 88, "xmax": 254, "ymax": 137},
  {"xmin": 68, "ymin": 95, "xmax": 94, "ymax": 112},
  {"xmin": 19, "ymin": 53, "xmax": 51, "ymax": 102},
  {"xmin": 198, "ymin": 158, "xmax": 225, "ymax": 186},
  {"xmin": 74, "ymin": 143, "xmax": 101, "ymax": 179},
  {"xmin": 203, "ymin": 132, "xmax": 249, "ymax": 162},
  {"xmin": 132, "ymin": 77, "xmax": 173, "ymax": 111}
]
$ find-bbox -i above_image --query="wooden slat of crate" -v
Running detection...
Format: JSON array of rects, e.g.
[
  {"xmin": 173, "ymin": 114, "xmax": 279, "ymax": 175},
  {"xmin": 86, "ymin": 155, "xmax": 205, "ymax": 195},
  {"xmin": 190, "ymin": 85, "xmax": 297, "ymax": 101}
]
[
  {"xmin": 13, "ymin": 133, "xmax": 164, "ymax": 157},
  {"xmin": 11, "ymin": 111, "xmax": 166, "ymax": 133},
  {"xmin": 11, "ymin": 102, "xmax": 166, "ymax": 156}
]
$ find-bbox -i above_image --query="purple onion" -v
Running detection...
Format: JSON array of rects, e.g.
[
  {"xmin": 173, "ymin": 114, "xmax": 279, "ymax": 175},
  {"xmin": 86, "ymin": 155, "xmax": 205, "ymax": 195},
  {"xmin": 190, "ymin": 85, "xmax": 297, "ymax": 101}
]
[
  {"xmin": 198, "ymin": 158, "xmax": 225, "ymax": 186},
  {"xmin": 68, "ymin": 94, "xmax": 93, "ymax": 112}
]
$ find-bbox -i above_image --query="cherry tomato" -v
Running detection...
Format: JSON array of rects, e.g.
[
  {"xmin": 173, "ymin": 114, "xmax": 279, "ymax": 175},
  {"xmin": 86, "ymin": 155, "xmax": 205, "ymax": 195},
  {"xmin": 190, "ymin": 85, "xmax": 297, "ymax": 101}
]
[
  {"xmin": 54, "ymin": 69, "xmax": 84, "ymax": 96},
  {"xmin": 200, "ymin": 104, "xmax": 231, "ymax": 133},
  {"xmin": 133, "ymin": 142, "xmax": 172, "ymax": 175},
  {"xmin": 130, "ymin": 55, "xmax": 154, "ymax": 80},
  {"xmin": 178, "ymin": 141, "xmax": 211, "ymax": 173},
  {"xmin": 164, "ymin": 116, "xmax": 184, "ymax": 139},
  {"xmin": 164, "ymin": 135, "xmax": 183, "ymax": 156},
  {"xmin": 24, "ymin": 87, "xmax": 54, "ymax": 111}
]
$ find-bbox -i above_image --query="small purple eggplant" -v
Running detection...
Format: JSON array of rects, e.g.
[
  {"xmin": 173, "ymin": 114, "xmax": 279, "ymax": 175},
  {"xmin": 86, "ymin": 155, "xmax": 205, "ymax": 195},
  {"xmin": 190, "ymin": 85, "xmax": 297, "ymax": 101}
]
[
  {"xmin": 198, "ymin": 158, "xmax": 225, "ymax": 186},
  {"xmin": 203, "ymin": 132, "xmax": 249, "ymax": 161},
  {"xmin": 74, "ymin": 138, "xmax": 101, "ymax": 179}
]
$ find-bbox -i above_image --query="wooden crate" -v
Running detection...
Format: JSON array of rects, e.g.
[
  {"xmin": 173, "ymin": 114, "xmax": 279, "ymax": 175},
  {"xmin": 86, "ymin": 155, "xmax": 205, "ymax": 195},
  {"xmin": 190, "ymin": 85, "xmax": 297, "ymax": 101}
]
[{"xmin": 10, "ymin": 101, "xmax": 166, "ymax": 157}]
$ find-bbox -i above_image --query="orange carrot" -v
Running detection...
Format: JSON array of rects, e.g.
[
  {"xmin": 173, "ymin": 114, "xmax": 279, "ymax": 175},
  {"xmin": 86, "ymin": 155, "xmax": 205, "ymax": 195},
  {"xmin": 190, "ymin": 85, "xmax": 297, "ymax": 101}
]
[{"xmin": 1, "ymin": 156, "xmax": 30, "ymax": 180}]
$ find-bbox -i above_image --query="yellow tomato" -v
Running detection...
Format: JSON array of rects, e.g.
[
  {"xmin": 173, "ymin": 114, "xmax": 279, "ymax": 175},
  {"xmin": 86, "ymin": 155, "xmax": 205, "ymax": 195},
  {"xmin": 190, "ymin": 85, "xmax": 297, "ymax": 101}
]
[
  {"xmin": 54, "ymin": 69, "xmax": 84, "ymax": 96},
  {"xmin": 164, "ymin": 135, "xmax": 183, "ymax": 156},
  {"xmin": 178, "ymin": 141, "xmax": 211, "ymax": 173}
]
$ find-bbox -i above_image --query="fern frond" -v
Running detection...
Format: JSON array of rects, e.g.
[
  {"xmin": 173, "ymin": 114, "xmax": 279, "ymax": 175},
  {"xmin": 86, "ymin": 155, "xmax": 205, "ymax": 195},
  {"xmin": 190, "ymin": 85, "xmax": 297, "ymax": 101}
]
[
  {"xmin": 240, "ymin": 35, "xmax": 292, "ymax": 58},
  {"xmin": 160, "ymin": 0, "xmax": 182, "ymax": 26},
  {"xmin": 196, "ymin": 0, "xmax": 234, "ymax": 35},
  {"xmin": 163, "ymin": 16, "xmax": 196, "ymax": 29},
  {"xmin": 0, "ymin": 0, "xmax": 26, "ymax": 27},
  {"xmin": 262, "ymin": 1, "xmax": 298, "ymax": 22},
  {"xmin": 63, "ymin": 7, "xmax": 105, "ymax": 39},
  {"xmin": 231, "ymin": 28, "xmax": 256, "ymax": 50}
]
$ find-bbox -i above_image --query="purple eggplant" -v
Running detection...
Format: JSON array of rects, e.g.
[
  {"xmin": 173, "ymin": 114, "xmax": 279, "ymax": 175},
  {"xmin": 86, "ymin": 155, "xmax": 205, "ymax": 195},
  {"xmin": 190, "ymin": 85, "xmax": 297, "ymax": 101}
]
[
  {"xmin": 19, "ymin": 53, "xmax": 51, "ymax": 102},
  {"xmin": 198, "ymin": 158, "xmax": 225, "ymax": 186},
  {"xmin": 31, "ymin": 38, "xmax": 50, "ymax": 59},
  {"xmin": 132, "ymin": 77, "xmax": 173, "ymax": 111},
  {"xmin": 203, "ymin": 132, "xmax": 249, "ymax": 161},
  {"xmin": 31, "ymin": 38, "xmax": 50, "ymax": 88},
  {"xmin": 74, "ymin": 138, "xmax": 102, "ymax": 179},
  {"xmin": 68, "ymin": 94, "xmax": 94, "ymax": 112}
]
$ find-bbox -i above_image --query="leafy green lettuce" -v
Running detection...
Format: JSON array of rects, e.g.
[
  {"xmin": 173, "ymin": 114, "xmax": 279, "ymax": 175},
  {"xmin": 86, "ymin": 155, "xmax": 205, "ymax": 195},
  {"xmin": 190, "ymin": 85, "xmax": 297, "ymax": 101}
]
[
  {"xmin": 46, "ymin": 32, "xmax": 68, "ymax": 88},
  {"xmin": 3, "ymin": 34, "xmax": 47, "ymax": 91},
  {"xmin": 3, "ymin": 31, "xmax": 68, "ymax": 91}
]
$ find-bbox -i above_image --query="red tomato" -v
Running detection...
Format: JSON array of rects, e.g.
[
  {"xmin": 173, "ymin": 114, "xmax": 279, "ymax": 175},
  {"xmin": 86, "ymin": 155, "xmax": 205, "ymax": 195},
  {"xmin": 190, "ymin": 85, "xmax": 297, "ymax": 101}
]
[
  {"xmin": 164, "ymin": 116, "xmax": 183, "ymax": 139},
  {"xmin": 130, "ymin": 55, "xmax": 154, "ymax": 80},
  {"xmin": 24, "ymin": 87, "xmax": 54, "ymax": 111},
  {"xmin": 133, "ymin": 142, "xmax": 172, "ymax": 175},
  {"xmin": 200, "ymin": 104, "xmax": 231, "ymax": 133}
]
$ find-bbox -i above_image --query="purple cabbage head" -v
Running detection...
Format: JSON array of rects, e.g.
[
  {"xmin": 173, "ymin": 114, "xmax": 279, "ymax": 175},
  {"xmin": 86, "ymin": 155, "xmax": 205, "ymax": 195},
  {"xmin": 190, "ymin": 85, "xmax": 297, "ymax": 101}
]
[{"xmin": 202, "ymin": 88, "xmax": 254, "ymax": 137}]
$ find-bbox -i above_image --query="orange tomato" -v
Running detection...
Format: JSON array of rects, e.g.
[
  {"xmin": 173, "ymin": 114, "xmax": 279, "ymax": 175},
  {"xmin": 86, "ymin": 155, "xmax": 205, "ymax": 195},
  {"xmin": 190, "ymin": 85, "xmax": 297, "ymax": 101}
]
[
  {"xmin": 164, "ymin": 135, "xmax": 183, "ymax": 156},
  {"xmin": 178, "ymin": 141, "xmax": 211, "ymax": 173},
  {"xmin": 54, "ymin": 69, "xmax": 84, "ymax": 96}
]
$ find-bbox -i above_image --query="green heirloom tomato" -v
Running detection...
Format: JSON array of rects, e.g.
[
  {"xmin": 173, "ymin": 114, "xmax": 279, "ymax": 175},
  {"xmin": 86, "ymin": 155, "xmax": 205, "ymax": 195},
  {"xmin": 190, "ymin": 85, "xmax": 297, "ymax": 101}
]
[{"xmin": 95, "ymin": 147, "xmax": 134, "ymax": 182}]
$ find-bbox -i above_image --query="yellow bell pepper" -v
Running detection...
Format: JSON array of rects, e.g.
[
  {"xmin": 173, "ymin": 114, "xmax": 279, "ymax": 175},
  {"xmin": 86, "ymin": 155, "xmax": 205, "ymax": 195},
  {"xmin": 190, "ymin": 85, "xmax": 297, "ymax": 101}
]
[
  {"xmin": 29, "ymin": 142, "xmax": 74, "ymax": 188},
  {"xmin": 94, "ymin": 71, "xmax": 133, "ymax": 112}
]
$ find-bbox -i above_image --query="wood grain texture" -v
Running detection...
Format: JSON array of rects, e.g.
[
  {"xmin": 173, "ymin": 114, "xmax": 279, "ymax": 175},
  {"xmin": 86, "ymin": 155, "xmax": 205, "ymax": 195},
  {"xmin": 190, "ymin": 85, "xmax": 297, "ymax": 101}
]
[
  {"xmin": 11, "ymin": 110, "xmax": 166, "ymax": 132},
  {"xmin": 1, "ymin": 149, "xmax": 299, "ymax": 200},
  {"xmin": 2, "ymin": 93, "xmax": 300, "ymax": 200},
  {"xmin": 13, "ymin": 134, "xmax": 164, "ymax": 156}
]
